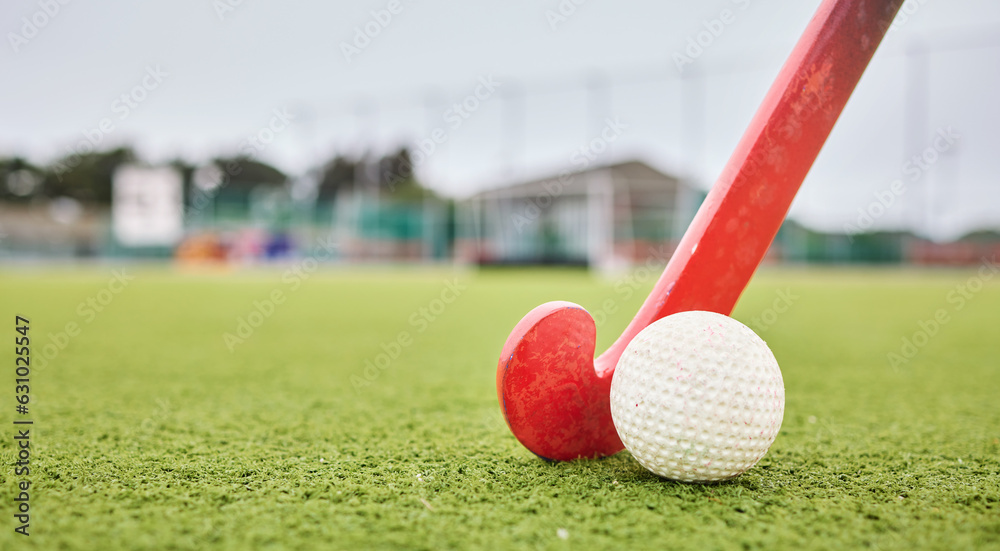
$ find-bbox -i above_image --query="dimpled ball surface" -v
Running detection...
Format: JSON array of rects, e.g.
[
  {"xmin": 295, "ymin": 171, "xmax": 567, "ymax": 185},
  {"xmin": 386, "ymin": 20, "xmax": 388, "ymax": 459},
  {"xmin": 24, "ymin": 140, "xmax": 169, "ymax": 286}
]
[{"xmin": 610, "ymin": 311, "xmax": 784, "ymax": 482}]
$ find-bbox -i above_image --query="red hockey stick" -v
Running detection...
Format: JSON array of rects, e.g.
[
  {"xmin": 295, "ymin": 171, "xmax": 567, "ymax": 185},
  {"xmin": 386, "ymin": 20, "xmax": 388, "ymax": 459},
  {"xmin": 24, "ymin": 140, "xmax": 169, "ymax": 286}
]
[{"xmin": 497, "ymin": 0, "xmax": 905, "ymax": 461}]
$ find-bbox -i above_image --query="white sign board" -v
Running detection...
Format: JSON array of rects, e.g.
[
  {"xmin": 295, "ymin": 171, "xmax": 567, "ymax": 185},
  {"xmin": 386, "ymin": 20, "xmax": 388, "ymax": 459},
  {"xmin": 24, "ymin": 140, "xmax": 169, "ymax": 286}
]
[{"xmin": 112, "ymin": 165, "xmax": 184, "ymax": 247}]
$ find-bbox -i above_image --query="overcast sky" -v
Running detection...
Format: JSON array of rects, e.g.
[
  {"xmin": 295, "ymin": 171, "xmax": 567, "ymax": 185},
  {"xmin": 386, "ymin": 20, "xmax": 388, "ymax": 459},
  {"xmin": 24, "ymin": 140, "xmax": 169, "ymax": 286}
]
[{"xmin": 2, "ymin": 0, "xmax": 999, "ymax": 240}]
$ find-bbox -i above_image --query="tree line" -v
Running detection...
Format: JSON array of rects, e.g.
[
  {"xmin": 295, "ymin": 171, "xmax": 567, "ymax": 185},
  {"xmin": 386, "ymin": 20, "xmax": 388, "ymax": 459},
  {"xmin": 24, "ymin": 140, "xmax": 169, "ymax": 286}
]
[{"xmin": 0, "ymin": 146, "xmax": 431, "ymax": 206}]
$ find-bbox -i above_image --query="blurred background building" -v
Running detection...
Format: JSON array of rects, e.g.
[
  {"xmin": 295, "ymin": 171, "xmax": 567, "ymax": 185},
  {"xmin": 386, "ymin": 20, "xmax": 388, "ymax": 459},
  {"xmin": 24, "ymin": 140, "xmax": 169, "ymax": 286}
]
[{"xmin": 459, "ymin": 160, "xmax": 700, "ymax": 267}]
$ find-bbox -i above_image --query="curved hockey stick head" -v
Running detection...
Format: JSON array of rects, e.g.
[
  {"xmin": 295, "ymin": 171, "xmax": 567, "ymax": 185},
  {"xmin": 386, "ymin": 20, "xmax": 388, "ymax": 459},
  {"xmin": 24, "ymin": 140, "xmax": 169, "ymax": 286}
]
[{"xmin": 496, "ymin": 301, "xmax": 622, "ymax": 461}]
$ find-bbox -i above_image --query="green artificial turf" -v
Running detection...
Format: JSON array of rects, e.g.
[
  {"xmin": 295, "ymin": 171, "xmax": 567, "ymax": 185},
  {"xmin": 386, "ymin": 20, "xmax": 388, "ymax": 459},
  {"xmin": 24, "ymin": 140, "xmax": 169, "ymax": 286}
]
[{"xmin": 0, "ymin": 265, "xmax": 998, "ymax": 550}]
